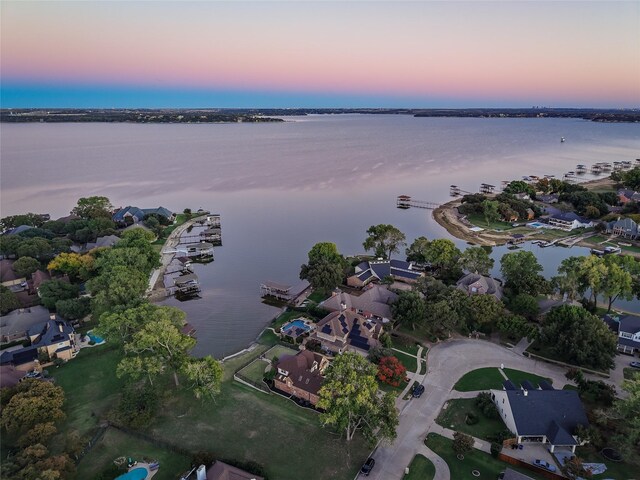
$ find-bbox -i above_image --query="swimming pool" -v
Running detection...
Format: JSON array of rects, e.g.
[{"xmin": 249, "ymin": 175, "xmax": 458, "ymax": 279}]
[
  {"xmin": 87, "ymin": 330, "xmax": 105, "ymax": 344},
  {"xmin": 115, "ymin": 467, "xmax": 148, "ymax": 480},
  {"xmin": 527, "ymin": 221, "xmax": 546, "ymax": 229},
  {"xmin": 282, "ymin": 319, "xmax": 313, "ymax": 338}
]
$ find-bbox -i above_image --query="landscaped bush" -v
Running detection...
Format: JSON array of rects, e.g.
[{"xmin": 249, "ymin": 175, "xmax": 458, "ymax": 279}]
[
  {"xmin": 465, "ymin": 413, "xmax": 479, "ymax": 425},
  {"xmin": 490, "ymin": 442, "xmax": 502, "ymax": 457},
  {"xmin": 475, "ymin": 392, "xmax": 499, "ymax": 419},
  {"xmin": 488, "ymin": 429, "xmax": 514, "ymax": 444}
]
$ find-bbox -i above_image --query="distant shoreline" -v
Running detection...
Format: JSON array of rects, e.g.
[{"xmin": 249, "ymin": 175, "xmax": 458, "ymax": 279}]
[{"xmin": 1, "ymin": 107, "xmax": 638, "ymax": 123}]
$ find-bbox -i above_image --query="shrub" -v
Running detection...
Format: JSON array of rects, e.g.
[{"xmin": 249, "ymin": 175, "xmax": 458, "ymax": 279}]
[
  {"xmin": 377, "ymin": 356, "xmax": 407, "ymax": 387},
  {"xmin": 475, "ymin": 392, "xmax": 499, "ymax": 419},
  {"xmin": 452, "ymin": 431, "xmax": 474, "ymax": 454},
  {"xmin": 490, "ymin": 442, "xmax": 502, "ymax": 457},
  {"xmin": 465, "ymin": 413, "xmax": 479, "ymax": 425}
]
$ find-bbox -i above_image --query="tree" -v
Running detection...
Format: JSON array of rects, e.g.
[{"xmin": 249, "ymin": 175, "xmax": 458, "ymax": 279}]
[
  {"xmin": 497, "ymin": 314, "xmax": 537, "ymax": 341},
  {"xmin": 300, "ymin": 242, "xmax": 345, "ymax": 294},
  {"xmin": 71, "ymin": 196, "xmax": 113, "ymax": 219},
  {"xmin": 423, "ymin": 239, "xmax": 462, "ymax": 281},
  {"xmin": 377, "ymin": 356, "xmax": 407, "ymax": 387},
  {"xmin": 119, "ymin": 314, "xmax": 196, "ymax": 386},
  {"xmin": 392, "ymin": 290, "xmax": 426, "ymax": 329},
  {"xmin": 482, "ymin": 199, "xmax": 500, "ymax": 226},
  {"xmin": 507, "ymin": 293, "xmax": 540, "ymax": 320},
  {"xmin": 88, "ymin": 265, "xmax": 148, "ymax": 318},
  {"xmin": 47, "ymin": 252, "xmax": 95, "ymax": 281},
  {"xmin": 0, "ymin": 285, "xmax": 21, "ymax": 315},
  {"xmin": 452, "ymin": 431, "xmax": 474, "ymax": 455},
  {"xmin": 15, "ymin": 237, "xmax": 53, "ymax": 259},
  {"xmin": 424, "ymin": 300, "xmax": 461, "ymax": 338},
  {"xmin": 12, "ymin": 256, "xmax": 41, "ymax": 278},
  {"xmin": 540, "ymin": 305, "xmax": 617, "ymax": 370},
  {"xmin": 182, "ymin": 356, "xmax": 224, "ymax": 400},
  {"xmin": 500, "ymin": 250, "xmax": 545, "ymax": 296},
  {"xmin": 38, "ymin": 280, "xmax": 79, "ymax": 310},
  {"xmin": 55, "ymin": 297, "xmax": 91, "ymax": 321},
  {"xmin": 317, "ymin": 352, "xmax": 399, "ymax": 444},
  {"xmin": 96, "ymin": 303, "xmax": 165, "ymax": 344},
  {"xmin": 459, "ymin": 247, "xmax": 494, "ymax": 275},
  {"xmin": 578, "ymin": 255, "xmax": 608, "ymax": 307},
  {"xmin": 612, "ymin": 377, "xmax": 640, "ymax": 464},
  {"xmin": 553, "ymin": 256, "xmax": 588, "ymax": 301},
  {"xmin": 17, "ymin": 422, "xmax": 57, "ymax": 448},
  {"xmin": 602, "ymin": 256, "xmax": 634, "ymax": 312},
  {"xmin": 0, "ymin": 380, "xmax": 65, "ymax": 435},
  {"xmin": 0, "ymin": 213, "xmax": 46, "ymax": 231},
  {"xmin": 363, "ymin": 224, "xmax": 406, "ymax": 260},
  {"xmin": 405, "ymin": 236, "xmax": 430, "ymax": 263},
  {"xmin": 468, "ymin": 294, "xmax": 503, "ymax": 329},
  {"xmin": 502, "ymin": 180, "xmax": 535, "ymax": 196}
]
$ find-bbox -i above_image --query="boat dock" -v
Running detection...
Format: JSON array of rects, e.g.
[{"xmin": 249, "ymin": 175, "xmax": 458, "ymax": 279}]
[{"xmin": 397, "ymin": 195, "xmax": 441, "ymax": 209}]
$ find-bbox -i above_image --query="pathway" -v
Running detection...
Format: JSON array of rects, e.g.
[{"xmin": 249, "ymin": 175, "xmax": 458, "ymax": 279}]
[{"xmin": 397, "ymin": 346, "xmax": 425, "ymax": 401}]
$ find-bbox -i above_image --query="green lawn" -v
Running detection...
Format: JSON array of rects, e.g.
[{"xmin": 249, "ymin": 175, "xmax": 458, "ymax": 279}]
[
  {"xmin": 53, "ymin": 345, "xmax": 127, "ymax": 437},
  {"xmin": 436, "ymin": 399, "xmax": 507, "ymax": 442},
  {"xmin": 454, "ymin": 368, "xmax": 505, "ymax": 391},
  {"xmin": 575, "ymin": 445, "xmax": 639, "ymax": 480},
  {"xmin": 502, "ymin": 368, "xmax": 552, "ymax": 388},
  {"xmin": 307, "ymin": 291, "xmax": 328, "ymax": 303},
  {"xmin": 59, "ymin": 342, "xmax": 370, "ymax": 480},
  {"xmin": 467, "ymin": 213, "xmax": 514, "ymax": 231},
  {"xmin": 272, "ymin": 310, "xmax": 311, "ymax": 330},
  {"xmin": 425, "ymin": 433, "xmax": 544, "ymax": 480},
  {"xmin": 265, "ymin": 344, "xmax": 299, "ymax": 360},
  {"xmin": 152, "ymin": 213, "xmax": 190, "ymax": 246},
  {"xmin": 391, "ymin": 335, "xmax": 423, "ymax": 356},
  {"xmin": 623, "ymin": 367, "xmax": 640, "ymax": 380},
  {"xmin": 76, "ymin": 428, "xmax": 191, "ymax": 480},
  {"xmin": 395, "ymin": 350, "xmax": 418, "ymax": 373},
  {"xmin": 403, "ymin": 454, "xmax": 435, "ymax": 480},
  {"xmin": 237, "ymin": 359, "xmax": 270, "ymax": 384}
]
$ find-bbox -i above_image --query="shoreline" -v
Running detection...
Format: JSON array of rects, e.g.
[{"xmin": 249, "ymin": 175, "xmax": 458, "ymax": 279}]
[{"xmin": 431, "ymin": 176, "xmax": 628, "ymax": 251}]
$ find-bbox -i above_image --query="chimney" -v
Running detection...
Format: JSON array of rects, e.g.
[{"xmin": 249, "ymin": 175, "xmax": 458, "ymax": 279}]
[
  {"xmin": 196, "ymin": 465, "xmax": 206, "ymax": 480},
  {"xmin": 50, "ymin": 313, "xmax": 56, "ymax": 320},
  {"xmin": 523, "ymin": 389, "xmax": 528, "ymax": 397},
  {"xmin": 58, "ymin": 323, "xmax": 63, "ymax": 333},
  {"xmin": 340, "ymin": 302, "xmax": 347, "ymax": 312}
]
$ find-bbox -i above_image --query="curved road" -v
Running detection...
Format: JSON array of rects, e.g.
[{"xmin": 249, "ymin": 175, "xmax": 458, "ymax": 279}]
[{"xmin": 364, "ymin": 338, "xmax": 625, "ymax": 480}]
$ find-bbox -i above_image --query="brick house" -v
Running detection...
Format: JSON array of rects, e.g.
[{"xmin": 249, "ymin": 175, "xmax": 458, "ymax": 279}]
[{"xmin": 274, "ymin": 350, "xmax": 329, "ymax": 406}]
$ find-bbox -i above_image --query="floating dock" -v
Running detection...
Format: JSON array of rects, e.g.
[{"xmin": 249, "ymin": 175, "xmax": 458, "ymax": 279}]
[{"xmin": 397, "ymin": 195, "xmax": 441, "ymax": 209}]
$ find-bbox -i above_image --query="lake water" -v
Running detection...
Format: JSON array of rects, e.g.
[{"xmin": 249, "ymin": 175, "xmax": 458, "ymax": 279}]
[{"xmin": 2, "ymin": 115, "xmax": 639, "ymax": 357}]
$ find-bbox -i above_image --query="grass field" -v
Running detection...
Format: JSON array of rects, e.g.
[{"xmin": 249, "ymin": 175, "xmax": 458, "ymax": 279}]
[
  {"xmin": 453, "ymin": 367, "xmax": 505, "ymax": 391},
  {"xmin": 436, "ymin": 399, "xmax": 507, "ymax": 442},
  {"xmin": 394, "ymin": 350, "xmax": 419, "ymax": 373},
  {"xmin": 467, "ymin": 213, "xmax": 514, "ymax": 231},
  {"xmin": 502, "ymin": 368, "xmax": 552, "ymax": 388},
  {"xmin": 403, "ymin": 454, "xmax": 435, "ymax": 480},
  {"xmin": 425, "ymin": 433, "xmax": 545, "ymax": 480},
  {"xmin": 575, "ymin": 445, "xmax": 639, "ymax": 479},
  {"xmin": 237, "ymin": 359, "xmax": 270, "ymax": 384}
]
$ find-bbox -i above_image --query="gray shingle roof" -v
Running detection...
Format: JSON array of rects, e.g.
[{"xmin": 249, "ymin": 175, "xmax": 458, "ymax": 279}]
[{"xmin": 506, "ymin": 389, "xmax": 588, "ymax": 445}]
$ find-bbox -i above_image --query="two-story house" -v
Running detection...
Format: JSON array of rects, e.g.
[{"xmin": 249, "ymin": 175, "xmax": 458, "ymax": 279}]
[
  {"xmin": 320, "ymin": 284, "xmax": 398, "ymax": 322},
  {"xmin": 274, "ymin": 350, "xmax": 329, "ymax": 406},
  {"xmin": 606, "ymin": 217, "xmax": 640, "ymax": 240},
  {"xmin": 456, "ymin": 273, "xmax": 504, "ymax": 301},
  {"xmin": 604, "ymin": 313, "xmax": 640, "ymax": 355},
  {"xmin": 547, "ymin": 212, "xmax": 593, "ymax": 231},
  {"xmin": 347, "ymin": 259, "xmax": 424, "ymax": 288},
  {"xmin": 306, "ymin": 310, "xmax": 382, "ymax": 354}
]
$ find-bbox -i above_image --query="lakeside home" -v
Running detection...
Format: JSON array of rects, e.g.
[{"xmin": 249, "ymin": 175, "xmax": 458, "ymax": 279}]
[
  {"xmin": 274, "ymin": 350, "xmax": 329, "ymax": 406},
  {"xmin": 547, "ymin": 212, "xmax": 594, "ymax": 231},
  {"xmin": 604, "ymin": 313, "xmax": 640, "ymax": 355},
  {"xmin": 306, "ymin": 310, "xmax": 383, "ymax": 354},
  {"xmin": 347, "ymin": 259, "xmax": 424, "ymax": 288},
  {"xmin": 320, "ymin": 284, "xmax": 397, "ymax": 322}
]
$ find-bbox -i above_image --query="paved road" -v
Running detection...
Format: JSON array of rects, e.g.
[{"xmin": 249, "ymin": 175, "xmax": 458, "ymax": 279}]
[{"xmin": 363, "ymin": 337, "xmax": 622, "ymax": 480}]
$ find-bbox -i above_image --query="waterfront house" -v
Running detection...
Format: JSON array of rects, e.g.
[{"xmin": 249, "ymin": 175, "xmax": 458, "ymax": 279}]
[
  {"xmin": 536, "ymin": 194, "xmax": 559, "ymax": 204},
  {"xmin": 260, "ymin": 280, "xmax": 310, "ymax": 305},
  {"xmin": 0, "ymin": 318, "xmax": 77, "ymax": 371},
  {"xmin": 320, "ymin": 284, "xmax": 398, "ymax": 322},
  {"xmin": 205, "ymin": 461, "xmax": 264, "ymax": 480},
  {"xmin": 603, "ymin": 313, "xmax": 640, "ymax": 355},
  {"xmin": 306, "ymin": 310, "xmax": 383, "ymax": 354},
  {"xmin": 456, "ymin": 273, "xmax": 503, "ymax": 300},
  {"xmin": 71, "ymin": 234, "xmax": 121, "ymax": 253},
  {"xmin": 514, "ymin": 193, "xmax": 532, "ymax": 202},
  {"xmin": 274, "ymin": 350, "xmax": 329, "ymax": 406},
  {"xmin": 547, "ymin": 212, "xmax": 593, "ymax": 231},
  {"xmin": 617, "ymin": 189, "xmax": 640, "ymax": 204},
  {"xmin": 606, "ymin": 217, "xmax": 639, "ymax": 240},
  {"xmin": 491, "ymin": 380, "xmax": 589, "ymax": 453},
  {"xmin": 112, "ymin": 206, "xmax": 175, "ymax": 225},
  {"xmin": 347, "ymin": 259, "xmax": 424, "ymax": 288}
]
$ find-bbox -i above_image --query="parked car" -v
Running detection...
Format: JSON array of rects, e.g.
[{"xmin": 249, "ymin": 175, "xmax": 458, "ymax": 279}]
[
  {"xmin": 630, "ymin": 361, "xmax": 640, "ymax": 369},
  {"xmin": 24, "ymin": 371, "xmax": 41, "ymax": 379},
  {"xmin": 412, "ymin": 384, "xmax": 425, "ymax": 398},
  {"xmin": 360, "ymin": 458, "xmax": 375, "ymax": 476},
  {"xmin": 532, "ymin": 459, "xmax": 556, "ymax": 472}
]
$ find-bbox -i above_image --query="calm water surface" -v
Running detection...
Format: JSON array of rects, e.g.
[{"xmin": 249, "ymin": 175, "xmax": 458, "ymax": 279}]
[{"xmin": 2, "ymin": 115, "xmax": 639, "ymax": 357}]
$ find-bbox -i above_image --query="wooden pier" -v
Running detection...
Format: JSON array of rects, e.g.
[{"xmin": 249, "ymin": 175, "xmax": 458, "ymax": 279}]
[
  {"xmin": 397, "ymin": 195, "xmax": 441, "ymax": 210},
  {"xmin": 479, "ymin": 183, "xmax": 496, "ymax": 194}
]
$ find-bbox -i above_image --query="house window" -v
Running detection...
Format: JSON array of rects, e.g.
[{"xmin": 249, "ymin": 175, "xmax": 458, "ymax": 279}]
[{"xmin": 620, "ymin": 332, "xmax": 633, "ymax": 339}]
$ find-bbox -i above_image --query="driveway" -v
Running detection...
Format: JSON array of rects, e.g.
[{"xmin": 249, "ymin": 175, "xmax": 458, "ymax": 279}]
[{"xmin": 363, "ymin": 337, "xmax": 618, "ymax": 480}]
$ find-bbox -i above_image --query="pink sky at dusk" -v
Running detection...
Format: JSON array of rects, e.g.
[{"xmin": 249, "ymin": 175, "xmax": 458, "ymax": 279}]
[{"xmin": 1, "ymin": 1, "xmax": 639, "ymax": 107}]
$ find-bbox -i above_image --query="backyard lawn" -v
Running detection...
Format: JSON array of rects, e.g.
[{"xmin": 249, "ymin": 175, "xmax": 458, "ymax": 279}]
[
  {"xmin": 424, "ymin": 433, "xmax": 545, "ymax": 480},
  {"xmin": 575, "ymin": 445, "xmax": 638, "ymax": 480},
  {"xmin": 236, "ymin": 359, "xmax": 270, "ymax": 384},
  {"xmin": 436, "ymin": 398, "xmax": 507, "ymax": 442},
  {"xmin": 76, "ymin": 428, "xmax": 191, "ymax": 480},
  {"xmin": 403, "ymin": 454, "xmax": 435, "ymax": 480},
  {"xmin": 466, "ymin": 213, "xmax": 514, "ymax": 231}
]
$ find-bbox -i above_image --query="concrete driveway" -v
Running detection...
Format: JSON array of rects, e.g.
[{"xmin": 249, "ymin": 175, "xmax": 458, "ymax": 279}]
[{"xmin": 362, "ymin": 337, "xmax": 617, "ymax": 480}]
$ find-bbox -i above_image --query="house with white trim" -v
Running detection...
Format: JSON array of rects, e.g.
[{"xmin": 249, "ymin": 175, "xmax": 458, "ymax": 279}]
[{"xmin": 604, "ymin": 313, "xmax": 640, "ymax": 355}]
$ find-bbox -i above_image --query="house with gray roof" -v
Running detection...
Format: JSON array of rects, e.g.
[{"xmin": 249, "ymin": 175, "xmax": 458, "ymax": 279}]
[
  {"xmin": 547, "ymin": 212, "xmax": 593, "ymax": 231},
  {"xmin": 274, "ymin": 350, "xmax": 329, "ymax": 406},
  {"xmin": 306, "ymin": 310, "xmax": 383, "ymax": 354},
  {"xmin": 617, "ymin": 189, "xmax": 640, "ymax": 204},
  {"xmin": 606, "ymin": 217, "xmax": 639, "ymax": 240},
  {"xmin": 112, "ymin": 206, "xmax": 175, "ymax": 225},
  {"xmin": 491, "ymin": 381, "xmax": 589, "ymax": 453},
  {"xmin": 0, "ymin": 306, "xmax": 53, "ymax": 342},
  {"xmin": 347, "ymin": 259, "xmax": 424, "ymax": 288},
  {"xmin": 320, "ymin": 284, "xmax": 398, "ymax": 321},
  {"xmin": 456, "ymin": 273, "xmax": 503, "ymax": 300},
  {"xmin": 603, "ymin": 313, "xmax": 640, "ymax": 355}
]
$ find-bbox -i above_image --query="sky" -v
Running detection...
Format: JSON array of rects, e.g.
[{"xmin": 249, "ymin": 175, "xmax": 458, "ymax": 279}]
[{"xmin": 1, "ymin": 1, "xmax": 639, "ymax": 108}]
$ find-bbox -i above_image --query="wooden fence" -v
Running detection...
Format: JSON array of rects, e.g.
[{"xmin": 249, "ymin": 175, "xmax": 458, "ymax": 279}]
[{"xmin": 498, "ymin": 453, "xmax": 566, "ymax": 480}]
